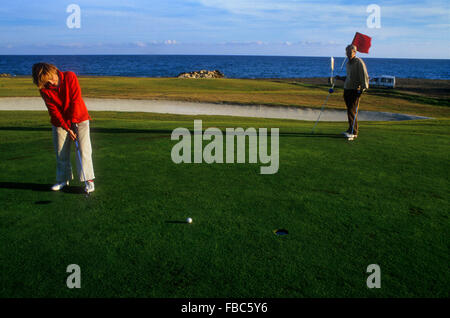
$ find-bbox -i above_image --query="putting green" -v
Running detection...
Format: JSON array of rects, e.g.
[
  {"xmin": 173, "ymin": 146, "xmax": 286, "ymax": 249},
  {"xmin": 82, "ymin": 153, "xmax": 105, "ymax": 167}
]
[{"xmin": 0, "ymin": 111, "xmax": 448, "ymax": 297}]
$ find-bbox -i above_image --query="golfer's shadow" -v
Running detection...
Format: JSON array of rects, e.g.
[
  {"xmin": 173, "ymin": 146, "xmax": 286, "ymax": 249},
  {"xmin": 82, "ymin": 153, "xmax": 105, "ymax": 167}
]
[
  {"xmin": 62, "ymin": 185, "xmax": 86, "ymax": 194},
  {"xmin": 0, "ymin": 182, "xmax": 85, "ymax": 194},
  {"xmin": 281, "ymin": 132, "xmax": 344, "ymax": 138}
]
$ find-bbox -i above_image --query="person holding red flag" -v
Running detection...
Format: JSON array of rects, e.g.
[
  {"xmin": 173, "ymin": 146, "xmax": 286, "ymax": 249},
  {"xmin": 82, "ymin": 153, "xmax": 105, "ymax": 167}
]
[
  {"xmin": 32, "ymin": 62, "xmax": 95, "ymax": 193},
  {"xmin": 336, "ymin": 44, "xmax": 369, "ymax": 138}
]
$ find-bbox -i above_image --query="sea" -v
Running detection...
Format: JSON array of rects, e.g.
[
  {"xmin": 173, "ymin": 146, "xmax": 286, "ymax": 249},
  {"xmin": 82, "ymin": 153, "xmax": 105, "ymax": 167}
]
[{"xmin": 0, "ymin": 55, "xmax": 449, "ymax": 79}]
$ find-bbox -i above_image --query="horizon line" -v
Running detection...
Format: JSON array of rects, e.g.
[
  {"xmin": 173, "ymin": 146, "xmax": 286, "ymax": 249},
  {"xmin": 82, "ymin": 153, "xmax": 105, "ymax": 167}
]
[{"xmin": 0, "ymin": 53, "xmax": 449, "ymax": 60}]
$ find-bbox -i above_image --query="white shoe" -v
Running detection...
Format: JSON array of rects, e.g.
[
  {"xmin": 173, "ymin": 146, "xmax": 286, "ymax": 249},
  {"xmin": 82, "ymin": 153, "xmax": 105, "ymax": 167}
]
[
  {"xmin": 343, "ymin": 132, "xmax": 358, "ymax": 139},
  {"xmin": 342, "ymin": 132, "xmax": 352, "ymax": 138},
  {"xmin": 51, "ymin": 181, "xmax": 69, "ymax": 191},
  {"xmin": 85, "ymin": 180, "xmax": 95, "ymax": 193}
]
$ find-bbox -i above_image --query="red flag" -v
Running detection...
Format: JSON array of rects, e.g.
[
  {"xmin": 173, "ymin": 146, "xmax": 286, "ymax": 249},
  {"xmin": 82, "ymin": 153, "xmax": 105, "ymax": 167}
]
[{"xmin": 352, "ymin": 32, "xmax": 372, "ymax": 53}]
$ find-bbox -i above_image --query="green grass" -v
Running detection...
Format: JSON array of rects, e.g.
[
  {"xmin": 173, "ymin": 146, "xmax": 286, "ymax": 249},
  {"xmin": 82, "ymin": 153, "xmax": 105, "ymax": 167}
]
[
  {"xmin": 2, "ymin": 76, "xmax": 449, "ymax": 118},
  {"xmin": 0, "ymin": 111, "xmax": 449, "ymax": 297},
  {"xmin": 368, "ymin": 88, "xmax": 450, "ymax": 107}
]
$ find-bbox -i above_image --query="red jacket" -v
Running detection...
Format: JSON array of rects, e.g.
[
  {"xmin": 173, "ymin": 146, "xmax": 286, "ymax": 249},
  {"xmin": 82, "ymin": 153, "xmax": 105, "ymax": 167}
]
[{"xmin": 40, "ymin": 70, "xmax": 91, "ymax": 131}]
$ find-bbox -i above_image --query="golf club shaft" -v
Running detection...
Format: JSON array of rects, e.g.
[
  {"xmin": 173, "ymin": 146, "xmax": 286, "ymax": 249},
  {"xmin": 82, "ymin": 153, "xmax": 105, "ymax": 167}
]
[
  {"xmin": 312, "ymin": 81, "xmax": 335, "ymax": 133},
  {"xmin": 311, "ymin": 92, "xmax": 331, "ymax": 133},
  {"xmin": 312, "ymin": 56, "xmax": 335, "ymax": 133}
]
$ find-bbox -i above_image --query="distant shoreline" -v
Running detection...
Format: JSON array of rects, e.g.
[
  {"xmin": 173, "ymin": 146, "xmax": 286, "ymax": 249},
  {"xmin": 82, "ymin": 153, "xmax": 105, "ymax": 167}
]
[{"xmin": 2, "ymin": 55, "xmax": 449, "ymax": 80}]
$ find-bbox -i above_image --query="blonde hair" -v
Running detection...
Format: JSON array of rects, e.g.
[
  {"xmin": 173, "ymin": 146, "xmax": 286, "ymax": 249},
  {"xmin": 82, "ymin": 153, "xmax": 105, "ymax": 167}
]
[{"xmin": 32, "ymin": 63, "xmax": 59, "ymax": 89}]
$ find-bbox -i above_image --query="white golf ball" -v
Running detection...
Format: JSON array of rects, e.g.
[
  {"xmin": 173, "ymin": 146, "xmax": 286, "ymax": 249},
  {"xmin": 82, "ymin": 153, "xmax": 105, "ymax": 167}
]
[{"xmin": 186, "ymin": 217, "xmax": 193, "ymax": 224}]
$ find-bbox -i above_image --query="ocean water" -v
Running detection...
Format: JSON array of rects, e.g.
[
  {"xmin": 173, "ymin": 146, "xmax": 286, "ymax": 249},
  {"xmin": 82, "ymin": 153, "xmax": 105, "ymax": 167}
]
[{"xmin": 0, "ymin": 55, "xmax": 449, "ymax": 79}]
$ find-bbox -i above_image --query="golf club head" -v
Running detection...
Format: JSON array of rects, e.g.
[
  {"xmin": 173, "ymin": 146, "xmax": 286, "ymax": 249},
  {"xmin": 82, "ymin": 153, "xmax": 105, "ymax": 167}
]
[{"xmin": 347, "ymin": 137, "xmax": 354, "ymax": 141}]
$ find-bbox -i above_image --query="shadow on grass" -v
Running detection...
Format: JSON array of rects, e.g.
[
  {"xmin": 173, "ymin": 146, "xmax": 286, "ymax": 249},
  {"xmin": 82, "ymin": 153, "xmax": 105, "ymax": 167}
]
[
  {"xmin": 280, "ymin": 132, "xmax": 344, "ymax": 139},
  {"xmin": 62, "ymin": 186, "xmax": 88, "ymax": 194},
  {"xmin": 35, "ymin": 200, "xmax": 52, "ymax": 204},
  {"xmin": 0, "ymin": 127, "xmax": 344, "ymax": 139},
  {"xmin": 0, "ymin": 127, "xmax": 51, "ymax": 132},
  {"xmin": 0, "ymin": 182, "xmax": 85, "ymax": 194},
  {"xmin": 165, "ymin": 220, "xmax": 188, "ymax": 224},
  {"xmin": 0, "ymin": 127, "xmax": 173, "ymax": 134}
]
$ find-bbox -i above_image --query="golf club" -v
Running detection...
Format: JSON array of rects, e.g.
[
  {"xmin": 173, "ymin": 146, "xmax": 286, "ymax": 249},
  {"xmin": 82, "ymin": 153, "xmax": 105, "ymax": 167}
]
[
  {"xmin": 73, "ymin": 124, "xmax": 90, "ymax": 196},
  {"xmin": 312, "ymin": 57, "xmax": 335, "ymax": 133}
]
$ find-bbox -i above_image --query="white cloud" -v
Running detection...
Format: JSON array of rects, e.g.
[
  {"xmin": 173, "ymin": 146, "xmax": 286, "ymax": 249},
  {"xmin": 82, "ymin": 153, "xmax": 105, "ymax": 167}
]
[
  {"xmin": 84, "ymin": 8, "xmax": 139, "ymax": 18},
  {"xmin": 195, "ymin": 0, "xmax": 450, "ymax": 27},
  {"xmin": 60, "ymin": 43, "xmax": 84, "ymax": 48},
  {"xmin": 197, "ymin": 0, "xmax": 366, "ymax": 21},
  {"xmin": 424, "ymin": 23, "xmax": 450, "ymax": 29}
]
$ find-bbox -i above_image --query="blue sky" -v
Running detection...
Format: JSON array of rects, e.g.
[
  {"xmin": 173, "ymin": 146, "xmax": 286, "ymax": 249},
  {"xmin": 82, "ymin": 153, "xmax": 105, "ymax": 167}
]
[{"xmin": 0, "ymin": 0, "xmax": 449, "ymax": 58}]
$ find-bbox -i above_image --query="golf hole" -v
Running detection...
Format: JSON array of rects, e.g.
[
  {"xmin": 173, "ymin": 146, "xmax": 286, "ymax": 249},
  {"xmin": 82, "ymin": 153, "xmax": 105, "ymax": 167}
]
[{"xmin": 273, "ymin": 229, "xmax": 289, "ymax": 236}]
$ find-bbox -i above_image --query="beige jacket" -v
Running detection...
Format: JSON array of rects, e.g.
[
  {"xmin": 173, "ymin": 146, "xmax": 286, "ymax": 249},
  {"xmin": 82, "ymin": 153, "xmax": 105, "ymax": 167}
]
[{"xmin": 344, "ymin": 57, "xmax": 369, "ymax": 91}]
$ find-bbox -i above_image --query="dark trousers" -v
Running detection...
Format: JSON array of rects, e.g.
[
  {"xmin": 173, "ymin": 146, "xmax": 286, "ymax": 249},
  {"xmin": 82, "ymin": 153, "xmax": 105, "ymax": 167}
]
[{"xmin": 343, "ymin": 89, "xmax": 361, "ymax": 134}]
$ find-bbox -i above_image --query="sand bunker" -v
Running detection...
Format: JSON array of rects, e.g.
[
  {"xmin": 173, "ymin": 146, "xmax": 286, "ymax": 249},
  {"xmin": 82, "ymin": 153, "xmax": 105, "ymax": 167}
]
[{"xmin": 0, "ymin": 97, "xmax": 429, "ymax": 122}]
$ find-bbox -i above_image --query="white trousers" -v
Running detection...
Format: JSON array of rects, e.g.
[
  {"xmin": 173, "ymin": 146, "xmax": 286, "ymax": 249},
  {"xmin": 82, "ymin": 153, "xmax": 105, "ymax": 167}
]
[{"xmin": 52, "ymin": 120, "xmax": 95, "ymax": 183}]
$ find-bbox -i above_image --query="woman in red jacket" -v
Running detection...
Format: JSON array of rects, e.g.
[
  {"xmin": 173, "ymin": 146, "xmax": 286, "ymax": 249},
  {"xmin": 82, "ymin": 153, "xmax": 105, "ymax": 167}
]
[{"xmin": 32, "ymin": 63, "xmax": 95, "ymax": 193}]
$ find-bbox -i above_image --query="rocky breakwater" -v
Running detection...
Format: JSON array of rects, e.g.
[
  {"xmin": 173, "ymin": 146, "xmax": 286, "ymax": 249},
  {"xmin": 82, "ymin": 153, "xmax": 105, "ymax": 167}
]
[{"xmin": 177, "ymin": 70, "xmax": 224, "ymax": 79}]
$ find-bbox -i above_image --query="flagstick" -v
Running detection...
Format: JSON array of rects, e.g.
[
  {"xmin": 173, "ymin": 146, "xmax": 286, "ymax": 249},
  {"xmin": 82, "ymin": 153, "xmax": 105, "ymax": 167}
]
[
  {"xmin": 340, "ymin": 56, "xmax": 347, "ymax": 71},
  {"xmin": 312, "ymin": 57, "xmax": 335, "ymax": 133}
]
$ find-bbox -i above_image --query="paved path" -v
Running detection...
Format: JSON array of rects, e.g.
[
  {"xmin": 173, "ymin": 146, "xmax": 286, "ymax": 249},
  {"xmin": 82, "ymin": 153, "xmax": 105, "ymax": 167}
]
[{"xmin": 0, "ymin": 97, "xmax": 429, "ymax": 122}]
